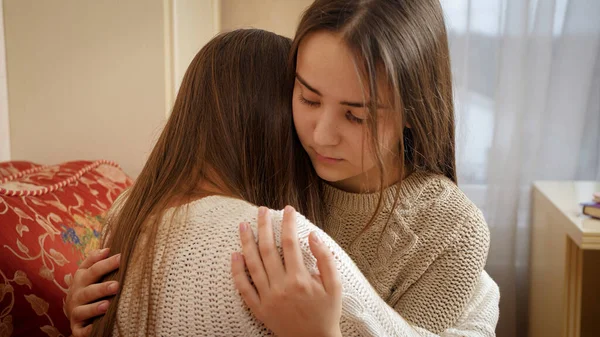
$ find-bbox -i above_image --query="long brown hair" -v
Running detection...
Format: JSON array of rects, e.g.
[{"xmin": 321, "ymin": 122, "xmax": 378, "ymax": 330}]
[
  {"xmin": 290, "ymin": 0, "xmax": 456, "ymax": 224},
  {"xmin": 90, "ymin": 29, "xmax": 322, "ymax": 336}
]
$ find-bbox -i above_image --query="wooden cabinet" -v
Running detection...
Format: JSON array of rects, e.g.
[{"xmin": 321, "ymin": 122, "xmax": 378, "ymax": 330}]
[{"xmin": 529, "ymin": 182, "xmax": 600, "ymax": 337}]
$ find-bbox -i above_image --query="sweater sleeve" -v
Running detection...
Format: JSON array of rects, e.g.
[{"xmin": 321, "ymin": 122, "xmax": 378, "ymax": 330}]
[
  {"xmin": 393, "ymin": 212, "xmax": 491, "ymax": 333},
  {"xmin": 291, "ymin": 212, "xmax": 497, "ymax": 337},
  {"xmin": 434, "ymin": 271, "xmax": 500, "ymax": 337},
  {"xmin": 384, "ymin": 271, "xmax": 500, "ymax": 337}
]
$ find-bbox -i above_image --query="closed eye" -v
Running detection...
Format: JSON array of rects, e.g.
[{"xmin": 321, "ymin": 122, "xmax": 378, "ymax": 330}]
[
  {"xmin": 345, "ymin": 111, "xmax": 365, "ymax": 124},
  {"xmin": 299, "ymin": 95, "xmax": 320, "ymax": 107}
]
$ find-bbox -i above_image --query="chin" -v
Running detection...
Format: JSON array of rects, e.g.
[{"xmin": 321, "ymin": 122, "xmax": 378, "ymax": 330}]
[{"xmin": 311, "ymin": 162, "xmax": 346, "ymax": 183}]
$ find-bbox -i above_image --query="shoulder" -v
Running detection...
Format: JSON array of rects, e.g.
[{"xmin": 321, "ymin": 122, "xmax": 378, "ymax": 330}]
[
  {"xmin": 260, "ymin": 206, "xmax": 321, "ymax": 240},
  {"xmin": 184, "ymin": 195, "xmax": 259, "ymax": 216},
  {"xmin": 408, "ymin": 172, "xmax": 486, "ymax": 224},
  {"xmin": 179, "ymin": 195, "xmax": 261, "ymax": 228},
  {"xmin": 399, "ymin": 172, "xmax": 490, "ymax": 251},
  {"xmin": 154, "ymin": 196, "xmax": 261, "ymax": 253},
  {"xmin": 182, "ymin": 197, "xmax": 320, "ymax": 242},
  {"xmin": 404, "ymin": 172, "xmax": 477, "ymax": 214}
]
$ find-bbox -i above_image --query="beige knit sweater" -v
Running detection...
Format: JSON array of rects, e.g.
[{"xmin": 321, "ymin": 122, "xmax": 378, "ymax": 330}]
[
  {"xmin": 322, "ymin": 171, "xmax": 492, "ymax": 333},
  {"xmin": 114, "ymin": 183, "xmax": 497, "ymax": 335}
]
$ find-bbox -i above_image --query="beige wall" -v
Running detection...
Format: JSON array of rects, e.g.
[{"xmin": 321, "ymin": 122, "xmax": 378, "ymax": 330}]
[
  {"xmin": 220, "ymin": 0, "xmax": 312, "ymax": 38},
  {"xmin": 171, "ymin": 0, "xmax": 220, "ymax": 99},
  {"xmin": 3, "ymin": 0, "xmax": 170, "ymax": 177},
  {"xmin": 2, "ymin": 0, "xmax": 306, "ymax": 176}
]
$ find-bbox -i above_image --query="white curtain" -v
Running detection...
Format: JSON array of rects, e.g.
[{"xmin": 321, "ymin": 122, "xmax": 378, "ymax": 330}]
[{"xmin": 441, "ymin": 0, "xmax": 600, "ymax": 336}]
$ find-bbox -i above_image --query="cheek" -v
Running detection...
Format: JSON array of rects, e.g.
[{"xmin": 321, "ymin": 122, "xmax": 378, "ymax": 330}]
[
  {"xmin": 378, "ymin": 122, "xmax": 401, "ymax": 156},
  {"xmin": 343, "ymin": 127, "xmax": 372, "ymax": 161},
  {"xmin": 346, "ymin": 123, "xmax": 398, "ymax": 165}
]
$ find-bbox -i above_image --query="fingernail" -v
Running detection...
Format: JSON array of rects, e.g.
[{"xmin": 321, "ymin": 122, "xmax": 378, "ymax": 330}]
[
  {"xmin": 97, "ymin": 248, "xmax": 109, "ymax": 255},
  {"xmin": 232, "ymin": 252, "xmax": 240, "ymax": 261},
  {"xmin": 239, "ymin": 222, "xmax": 247, "ymax": 232},
  {"xmin": 114, "ymin": 254, "xmax": 121, "ymax": 263},
  {"xmin": 258, "ymin": 207, "xmax": 267, "ymax": 216},
  {"xmin": 284, "ymin": 205, "xmax": 294, "ymax": 214},
  {"xmin": 311, "ymin": 231, "xmax": 322, "ymax": 244},
  {"xmin": 98, "ymin": 301, "xmax": 109, "ymax": 312},
  {"xmin": 107, "ymin": 282, "xmax": 119, "ymax": 293}
]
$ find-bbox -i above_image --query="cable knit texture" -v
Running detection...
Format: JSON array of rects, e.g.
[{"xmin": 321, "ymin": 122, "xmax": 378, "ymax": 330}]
[
  {"xmin": 322, "ymin": 171, "xmax": 491, "ymax": 333},
  {"xmin": 114, "ymin": 192, "xmax": 498, "ymax": 336}
]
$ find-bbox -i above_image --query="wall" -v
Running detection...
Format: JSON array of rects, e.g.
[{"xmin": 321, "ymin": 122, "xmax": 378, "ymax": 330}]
[
  {"xmin": 2, "ymin": 0, "xmax": 305, "ymax": 176},
  {"xmin": 0, "ymin": 0, "xmax": 10, "ymax": 161},
  {"xmin": 220, "ymin": 0, "xmax": 312, "ymax": 38},
  {"xmin": 171, "ymin": 0, "xmax": 220, "ymax": 100},
  {"xmin": 3, "ymin": 0, "xmax": 170, "ymax": 177}
]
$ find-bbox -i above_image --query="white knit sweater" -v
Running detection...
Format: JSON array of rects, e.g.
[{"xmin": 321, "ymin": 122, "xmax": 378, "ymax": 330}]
[{"xmin": 115, "ymin": 196, "xmax": 499, "ymax": 336}]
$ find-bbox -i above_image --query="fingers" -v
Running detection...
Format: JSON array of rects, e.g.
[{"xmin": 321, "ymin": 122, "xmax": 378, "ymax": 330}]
[
  {"xmin": 69, "ymin": 249, "xmax": 118, "ymax": 337},
  {"xmin": 75, "ymin": 281, "xmax": 119, "ymax": 308},
  {"xmin": 231, "ymin": 252, "xmax": 261, "ymax": 313},
  {"xmin": 71, "ymin": 300, "xmax": 108, "ymax": 337},
  {"xmin": 80, "ymin": 253, "xmax": 121, "ymax": 285},
  {"xmin": 309, "ymin": 231, "xmax": 341, "ymax": 295},
  {"xmin": 280, "ymin": 206, "xmax": 305, "ymax": 274},
  {"xmin": 71, "ymin": 299, "xmax": 110, "ymax": 325},
  {"xmin": 256, "ymin": 207, "xmax": 285, "ymax": 279},
  {"xmin": 79, "ymin": 248, "xmax": 110, "ymax": 269},
  {"xmin": 71, "ymin": 323, "xmax": 93, "ymax": 337},
  {"xmin": 238, "ymin": 222, "xmax": 270, "ymax": 294}
]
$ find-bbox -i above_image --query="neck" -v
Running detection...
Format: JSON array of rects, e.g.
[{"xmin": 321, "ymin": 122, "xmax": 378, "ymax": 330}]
[
  {"xmin": 330, "ymin": 164, "xmax": 411, "ymax": 193},
  {"xmin": 168, "ymin": 170, "xmax": 233, "ymax": 208}
]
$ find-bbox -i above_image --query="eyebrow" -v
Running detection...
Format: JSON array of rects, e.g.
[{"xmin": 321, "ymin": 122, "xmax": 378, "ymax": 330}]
[{"xmin": 296, "ymin": 73, "xmax": 373, "ymax": 108}]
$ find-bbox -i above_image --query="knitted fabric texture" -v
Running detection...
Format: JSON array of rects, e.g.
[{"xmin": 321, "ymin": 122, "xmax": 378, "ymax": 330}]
[
  {"xmin": 115, "ymin": 195, "xmax": 498, "ymax": 336},
  {"xmin": 322, "ymin": 171, "xmax": 491, "ymax": 333}
]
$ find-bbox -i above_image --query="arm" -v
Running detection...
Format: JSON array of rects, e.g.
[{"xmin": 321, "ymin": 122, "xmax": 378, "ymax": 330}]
[
  {"xmin": 434, "ymin": 271, "xmax": 500, "ymax": 337},
  {"xmin": 394, "ymin": 214, "xmax": 491, "ymax": 333},
  {"xmin": 321, "ymin": 217, "xmax": 495, "ymax": 337},
  {"xmin": 233, "ymin": 207, "xmax": 497, "ymax": 337}
]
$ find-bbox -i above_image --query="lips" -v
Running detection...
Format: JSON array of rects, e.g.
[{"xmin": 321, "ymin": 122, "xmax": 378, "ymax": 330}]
[{"xmin": 313, "ymin": 150, "xmax": 343, "ymax": 163}]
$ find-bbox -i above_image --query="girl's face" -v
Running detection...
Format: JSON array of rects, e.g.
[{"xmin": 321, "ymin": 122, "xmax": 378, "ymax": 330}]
[{"xmin": 293, "ymin": 31, "xmax": 402, "ymax": 193}]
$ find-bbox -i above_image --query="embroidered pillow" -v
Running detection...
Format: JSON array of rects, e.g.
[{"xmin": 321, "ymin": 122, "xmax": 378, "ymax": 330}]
[{"xmin": 0, "ymin": 160, "xmax": 133, "ymax": 337}]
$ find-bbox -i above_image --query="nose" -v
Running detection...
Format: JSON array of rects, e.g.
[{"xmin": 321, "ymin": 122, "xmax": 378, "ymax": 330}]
[{"xmin": 313, "ymin": 109, "xmax": 340, "ymax": 146}]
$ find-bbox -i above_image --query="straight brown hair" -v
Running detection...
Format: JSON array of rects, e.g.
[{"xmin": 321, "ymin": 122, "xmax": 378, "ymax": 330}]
[
  {"xmin": 89, "ymin": 29, "xmax": 323, "ymax": 336},
  {"xmin": 290, "ymin": 0, "xmax": 456, "ymax": 226}
]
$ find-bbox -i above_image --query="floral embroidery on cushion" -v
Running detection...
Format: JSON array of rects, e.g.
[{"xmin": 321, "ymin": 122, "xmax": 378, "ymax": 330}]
[
  {"xmin": 0, "ymin": 315, "xmax": 13, "ymax": 337},
  {"xmin": 0, "ymin": 161, "xmax": 41, "ymax": 180},
  {"xmin": 0, "ymin": 181, "xmax": 42, "ymax": 192},
  {"xmin": 59, "ymin": 212, "xmax": 106, "ymax": 263},
  {"xmin": 0, "ymin": 270, "xmax": 33, "ymax": 337}
]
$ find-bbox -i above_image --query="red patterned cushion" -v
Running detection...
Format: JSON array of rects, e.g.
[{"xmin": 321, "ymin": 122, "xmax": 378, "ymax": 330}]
[
  {"xmin": 0, "ymin": 161, "xmax": 42, "ymax": 180},
  {"xmin": 0, "ymin": 160, "xmax": 133, "ymax": 337}
]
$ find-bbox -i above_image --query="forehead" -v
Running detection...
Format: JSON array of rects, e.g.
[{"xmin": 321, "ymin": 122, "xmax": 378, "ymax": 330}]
[
  {"xmin": 296, "ymin": 31, "xmax": 367, "ymax": 101},
  {"xmin": 296, "ymin": 31, "xmax": 393, "ymax": 106}
]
